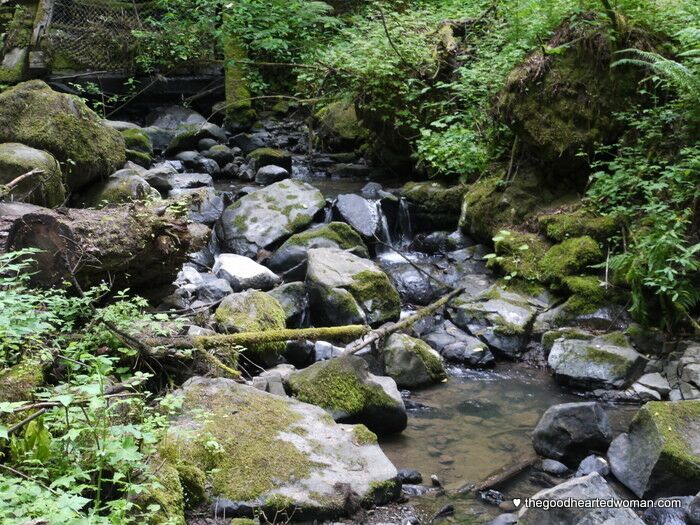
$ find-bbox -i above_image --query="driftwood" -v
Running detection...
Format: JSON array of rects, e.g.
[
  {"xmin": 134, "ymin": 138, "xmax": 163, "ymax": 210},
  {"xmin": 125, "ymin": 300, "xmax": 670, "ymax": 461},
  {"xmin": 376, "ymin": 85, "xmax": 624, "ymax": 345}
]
[
  {"xmin": 5, "ymin": 203, "xmax": 201, "ymax": 290},
  {"xmin": 460, "ymin": 451, "xmax": 539, "ymax": 493}
]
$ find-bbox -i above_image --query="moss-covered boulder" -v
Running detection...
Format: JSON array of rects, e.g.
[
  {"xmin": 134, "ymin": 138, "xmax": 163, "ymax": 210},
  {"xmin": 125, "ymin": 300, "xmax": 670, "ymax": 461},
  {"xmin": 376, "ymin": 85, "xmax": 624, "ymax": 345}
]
[
  {"xmin": 0, "ymin": 142, "xmax": 65, "ymax": 207},
  {"xmin": 159, "ymin": 377, "xmax": 399, "ymax": 519},
  {"xmin": 0, "ymin": 357, "xmax": 46, "ymax": 403},
  {"xmin": 288, "ymin": 356, "xmax": 407, "ymax": 434},
  {"xmin": 489, "ymin": 229, "xmax": 550, "ymax": 281},
  {"xmin": 546, "ymin": 330, "xmax": 647, "ymax": 390},
  {"xmin": 0, "ymin": 80, "xmax": 126, "ymax": 190},
  {"xmin": 539, "ymin": 236, "xmax": 603, "ymax": 284},
  {"xmin": 538, "ymin": 207, "xmax": 620, "ymax": 242},
  {"xmin": 608, "ymin": 401, "xmax": 700, "ymax": 498},
  {"xmin": 136, "ymin": 460, "xmax": 186, "ymax": 525},
  {"xmin": 306, "ymin": 247, "xmax": 400, "ymax": 327},
  {"xmin": 382, "ymin": 333, "xmax": 447, "ymax": 388},
  {"xmin": 269, "ymin": 222, "xmax": 369, "ymax": 281},
  {"xmin": 216, "ymin": 180, "xmax": 325, "ymax": 257},
  {"xmin": 165, "ymin": 123, "xmax": 227, "ymax": 155},
  {"xmin": 315, "ymin": 100, "xmax": 367, "ymax": 152},
  {"xmin": 78, "ymin": 169, "xmax": 159, "ymax": 208},
  {"xmin": 121, "ymin": 128, "xmax": 154, "ymax": 169},
  {"xmin": 214, "ymin": 290, "xmax": 286, "ymax": 366},
  {"xmin": 403, "ymin": 181, "xmax": 466, "ymax": 231},
  {"xmin": 246, "ymin": 147, "xmax": 293, "ymax": 172}
]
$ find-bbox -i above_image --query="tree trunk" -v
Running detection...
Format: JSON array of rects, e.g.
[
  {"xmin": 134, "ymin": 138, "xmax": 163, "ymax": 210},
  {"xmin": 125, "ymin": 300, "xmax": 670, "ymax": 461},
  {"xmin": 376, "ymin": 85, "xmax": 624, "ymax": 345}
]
[
  {"xmin": 5, "ymin": 203, "xmax": 201, "ymax": 290},
  {"xmin": 0, "ymin": 202, "xmax": 44, "ymax": 255}
]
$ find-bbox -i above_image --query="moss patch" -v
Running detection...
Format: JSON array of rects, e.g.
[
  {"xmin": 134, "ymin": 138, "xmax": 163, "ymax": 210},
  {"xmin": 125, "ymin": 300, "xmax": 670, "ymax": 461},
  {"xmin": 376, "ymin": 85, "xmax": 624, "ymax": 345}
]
[
  {"xmin": 352, "ymin": 424, "xmax": 378, "ymax": 445},
  {"xmin": 403, "ymin": 181, "xmax": 465, "ymax": 215},
  {"xmin": 538, "ymin": 208, "xmax": 620, "ymax": 242},
  {"xmin": 347, "ymin": 269, "xmax": 401, "ymax": 325},
  {"xmin": 121, "ymin": 128, "xmax": 153, "ymax": 155},
  {"xmin": 489, "ymin": 230, "xmax": 549, "ymax": 282},
  {"xmin": 284, "ymin": 222, "xmax": 369, "ymax": 256},
  {"xmin": 539, "ymin": 236, "xmax": 603, "ymax": 283},
  {"xmin": 581, "ymin": 345, "xmax": 631, "ymax": 377},
  {"xmin": 0, "ymin": 357, "xmax": 46, "ymax": 403}
]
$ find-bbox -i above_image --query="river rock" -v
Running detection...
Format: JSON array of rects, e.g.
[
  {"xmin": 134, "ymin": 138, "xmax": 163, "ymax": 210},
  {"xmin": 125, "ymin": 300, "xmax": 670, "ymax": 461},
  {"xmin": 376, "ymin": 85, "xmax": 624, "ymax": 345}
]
[
  {"xmin": 517, "ymin": 472, "xmax": 644, "ymax": 524},
  {"xmin": 0, "ymin": 80, "xmax": 126, "ymax": 190},
  {"xmin": 608, "ymin": 400, "xmax": 700, "ymax": 498},
  {"xmin": 196, "ymin": 277, "xmax": 233, "ymax": 304},
  {"xmin": 546, "ymin": 330, "xmax": 647, "ymax": 390},
  {"xmin": 268, "ymin": 282, "xmax": 309, "ymax": 328},
  {"xmin": 575, "ymin": 455, "xmax": 610, "ymax": 477},
  {"xmin": 418, "ymin": 318, "xmax": 495, "ymax": 367},
  {"xmin": 170, "ymin": 187, "xmax": 225, "ymax": 225},
  {"xmin": 383, "ymin": 261, "xmax": 448, "ymax": 306},
  {"xmin": 381, "ymin": 333, "xmax": 447, "ymax": 389},
  {"xmin": 540, "ymin": 459, "xmax": 570, "ymax": 476},
  {"xmin": 79, "ymin": 168, "xmax": 158, "ymax": 207},
  {"xmin": 402, "ymin": 181, "xmax": 465, "ymax": 231},
  {"xmin": 642, "ymin": 497, "xmax": 694, "ymax": 525},
  {"xmin": 173, "ymin": 151, "xmax": 220, "ymax": 175},
  {"xmin": 333, "ymin": 193, "xmax": 380, "ymax": 238},
  {"xmin": 145, "ymin": 105, "xmax": 206, "ymax": 129},
  {"xmin": 269, "ymin": 222, "xmax": 369, "ymax": 281},
  {"xmin": 397, "ymin": 469, "xmax": 423, "ymax": 485},
  {"xmin": 161, "ymin": 377, "xmax": 399, "ymax": 521},
  {"xmin": 0, "ymin": 143, "xmax": 65, "ymax": 207},
  {"xmin": 306, "ymin": 247, "xmax": 401, "ymax": 327},
  {"xmin": 287, "ymin": 355, "xmax": 407, "ymax": 434},
  {"xmin": 166, "ymin": 123, "xmax": 227, "ymax": 155},
  {"xmin": 246, "ymin": 147, "xmax": 293, "ymax": 172},
  {"xmin": 216, "ymin": 180, "xmax": 325, "ymax": 257},
  {"xmin": 230, "ymin": 132, "xmax": 268, "ymax": 154},
  {"xmin": 533, "ymin": 402, "xmax": 613, "ymax": 466},
  {"xmin": 203, "ymin": 144, "xmax": 235, "ymax": 167},
  {"xmin": 447, "ymin": 285, "xmax": 539, "ymax": 358},
  {"xmin": 213, "ymin": 253, "xmax": 280, "ymax": 291},
  {"xmin": 533, "ymin": 300, "xmax": 631, "ymax": 336},
  {"xmin": 255, "ymin": 165, "xmax": 290, "ymax": 185}
]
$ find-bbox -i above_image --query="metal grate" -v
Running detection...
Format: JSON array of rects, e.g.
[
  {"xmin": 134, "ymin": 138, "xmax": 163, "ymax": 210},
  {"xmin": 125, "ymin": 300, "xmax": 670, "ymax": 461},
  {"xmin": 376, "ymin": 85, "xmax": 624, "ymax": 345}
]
[{"xmin": 44, "ymin": 0, "xmax": 158, "ymax": 72}]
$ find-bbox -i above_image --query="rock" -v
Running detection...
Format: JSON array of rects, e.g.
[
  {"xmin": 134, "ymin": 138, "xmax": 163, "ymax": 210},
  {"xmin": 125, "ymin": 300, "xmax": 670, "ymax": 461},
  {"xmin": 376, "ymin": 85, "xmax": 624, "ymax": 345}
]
[
  {"xmin": 315, "ymin": 100, "xmax": 366, "ymax": 152},
  {"xmin": 203, "ymin": 144, "xmax": 235, "ymax": 167},
  {"xmin": 166, "ymin": 123, "xmax": 227, "ymax": 155},
  {"xmin": 546, "ymin": 331, "xmax": 647, "ymax": 390},
  {"xmin": 173, "ymin": 151, "xmax": 220, "ymax": 175},
  {"xmin": 121, "ymin": 128, "xmax": 154, "ymax": 168},
  {"xmin": 167, "ymin": 172, "xmax": 214, "ymax": 190},
  {"xmin": 103, "ymin": 119, "xmax": 139, "ymax": 131},
  {"xmin": 287, "ymin": 355, "xmax": 407, "ymax": 434},
  {"xmin": 313, "ymin": 341, "xmax": 344, "ymax": 361},
  {"xmin": 517, "ymin": 473, "xmax": 644, "ymax": 524},
  {"xmin": 216, "ymin": 180, "xmax": 325, "ymax": 257},
  {"xmin": 145, "ymin": 105, "xmax": 206, "ymax": 130},
  {"xmin": 79, "ymin": 169, "xmax": 158, "ymax": 207},
  {"xmin": 213, "ymin": 254, "xmax": 281, "ymax": 291},
  {"xmin": 402, "ymin": 182, "xmax": 465, "ymax": 231},
  {"xmin": 540, "ymin": 459, "xmax": 570, "ymax": 476},
  {"xmin": 161, "ymin": 377, "xmax": 399, "ymax": 520},
  {"xmin": 575, "ymin": 455, "xmax": 610, "ymax": 477},
  {"xmin": 397, "ymin": 469, "xmax": 422, "ymax": 485},
  {"xmin": 381, "ymin": 333, "xmax": 447, "ymax": 389},
  {"xmin": 142, "ymin": 126, "xmax": 176, "ymax": 154},
  {"xmin": 214, "ymin": 290, "xmax": 286, "ymax": 366},
  {"xmin": 533, "ymin": 402, "xmax": 613, "ymax": 466},
  {"xmin": 246, "ymin": 147, "xmax": 292, "ymax": 172},
  {"xmin": 688, "ymin": 494, "xmax": 700, "ymax": 525},
  {"xmin": 448, "ymin": 285, "xmax": 539, "ymax": 358},
  {"xmin": 538, "ymin": 236, "xmax": 603, "ymax": 284},
  {"xmin": 642, "ymin": 497, "xmax": 693, "ymax": 525},
  {"xmin": 170, "ymin": 187, "xmax": 225, "ymax": 225},
  {"xmin": 0, "ymin": 80, "xmax": 125, "ymax": 190},
  {"xmin": 268, "ymin": 282, "xmax": 309, "ymax": 328},
  {"xmin": 142, "ymin": 165, "xmax": 177, "ymax": 193},
  {"xmin": 333, "ymin": 194, "xmax": 380, "ymax": 238},
  {"xmin": 637, "ymin": 373, "xmax": 672, "ymax": 397},
  {"xmin": 489, "ymin": 514, "xmax": 518, "ymax": 525},
  {"xmin": 255, "ymin": 165, "xmax": 290, "ymax": 185},
  {"xmin": 198, "ymin": 138, "xmax": 218, "ymax": 151},
  {"xmin": 306, "ymin": 247, "xmax": 401, "ymax": 327},
  {"xmin": 533, "ymin": 300, "xmax": 631, "ymax": 335},
  {"xmin": 608, "ymin": 400, "xmax": 700, "ymax": 498},
  {"xmin": 419, "ymin": 319, "xmax": 495, "ymax": 367},
  {"xmin": 269, "ymin": 222, "xmax": 369, "ymax": 281},
  {"xmin": 187, "ymin": 325, "xmax": 216, "ymax": 337},
  {"xmin": 230, "ymin": 132, "xmax": 267, "ymax": 154},
  {"xmin": 196, "ymin": 277, "xmax": 233, "ymax": 304},
  {"xmin": 0, "ymin": 143, "xmax": 65, "ymax": 207}
]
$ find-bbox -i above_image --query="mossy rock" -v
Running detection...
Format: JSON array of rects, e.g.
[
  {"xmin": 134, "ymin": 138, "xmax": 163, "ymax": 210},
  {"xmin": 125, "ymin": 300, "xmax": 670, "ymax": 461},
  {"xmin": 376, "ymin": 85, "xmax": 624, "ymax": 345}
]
[
  {"xmin": 538, "ymin": 207, "xmax": 620, "ymax": 242},
  {"xmin": 382, "ymin": 333, "xmax": 447, "ymax": 388},
  {"xmin": 125, "ymin": 149, "xmax": 153, "ymax": 168},
  {"xmin": 539, "ymin": 236, "xmax": 603, "ymax": 284},
  {"xmin": 287, "ymin": 355, "xmax": 407, "ymax": 434},
  {"xmin": 138, "ymin": 460, "xmax": 186, "ymax": 525},
  {"xmin": 0, "ymin": 356, "xmax": 46, "ymax": 403},
  {"xmin": 246, "ymin": 147, "xmax": 293, "ymax": 172},
  {"xmin": 78, "ymin": 169, "xmax": 158, "ymax": 208},
  {"xmin": 489, "ymin": 229, "xmax": 550, "ymax": 282},
  {"xmin": 315, "ymin": 100, "xmax": 368, "ymax": 151},
  {"xmin": 214, "ymin": 290, "xmax": 287, "ymax": 367},
  {"xmin": 403, "ymin": 181, "xmax": 466, "ymax": 230},
  {"xmin": 223, "ymin": 35, "xmax": 256, "ymax": 126},
  {"xmin": 159, "ymin": 377, "xmax": 399, "ymax": 519},
  {"xmin": 0, "ymin": 80, "xmax": 126, "ymax": 190},
  {"xmin": 608, "ymin": 400, "xmax": 700, "ymax": 498},
  {"xmin": 121, "ymin": 128, "xmax": 153, "ymax": 155},
  {"xmin": 0, "ymin": 142, "xmax": 65, "ymax": 207}
]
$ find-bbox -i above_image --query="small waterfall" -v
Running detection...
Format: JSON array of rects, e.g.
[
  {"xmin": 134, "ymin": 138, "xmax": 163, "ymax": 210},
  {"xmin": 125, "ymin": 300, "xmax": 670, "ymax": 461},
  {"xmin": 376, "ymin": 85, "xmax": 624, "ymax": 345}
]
[
  {"xmin": 397, "ymin": 197, "xmax": 413, "ymax": 248},
  {"xmin": 323, "ymin": 198, "xmax": 337, "ymax": 223},
  {"xmin": 375, "ymin": 200, "xmax": 393, "ymax": 255}
]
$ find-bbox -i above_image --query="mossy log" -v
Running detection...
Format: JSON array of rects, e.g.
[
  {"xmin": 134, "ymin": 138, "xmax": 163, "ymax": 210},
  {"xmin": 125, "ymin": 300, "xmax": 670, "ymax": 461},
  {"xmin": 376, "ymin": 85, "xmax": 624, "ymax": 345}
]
[{"xmin": 5, "ymin": 204, "xmax": 199, "ymax": 290}]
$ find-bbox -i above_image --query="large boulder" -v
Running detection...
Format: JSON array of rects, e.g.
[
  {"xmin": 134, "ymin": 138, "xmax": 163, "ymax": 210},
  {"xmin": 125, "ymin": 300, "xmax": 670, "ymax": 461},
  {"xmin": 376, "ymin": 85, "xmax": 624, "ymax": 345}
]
[
  {"xmin": 608, "ymin": 400, "xmax": 700, "ymax": 498},
  {"xmin": 381, "ymin": 333, "xmax": 446, "ymax": 389},
  {"xmin": 214, "ymin": 290, "xmax": 286, "ymax": 367},
  {"xmin": 159, "ymin": 377, "xmax": 400, "ymax": 520},
  {"xmin": 0, "ymin": 80, "xmax": 126, "ymax": 190},
  {"xmin": 306, "ymin": 247, "xmax": 400, "ymax": 327},
  {"xmin": 447, "ymin": 285, "xmax": 540, "ymax": 358},
  {"xmin": 532, "ymin": 402, "xmax": 613, "ymax": 467},
  {"xmin": 418, "ymin": 318, "xmax": 495, "ymax": 367},
  {"xmin": 268, "ymin": 282, "xmax": 309, "ymax": 328},
  {"xmin": 314, "ymin": 100, "xmax": 367, "ymax": 152},
  {"xmin": 78, "ymin": 169, "xmax": 159, "ymax": 207},
  {"xmin": 517, "ymin": 473, "xmax": 644, "ymax": 525},
  {"xmin": 0, "ymin": 143, "xmax": 65, "ymax": 207},
  {"xmin": 403, "ymin": 181, "xmax": 465, "ymax": 231},
  {"xmin": 216, "ymin": 180, "xmax": 325, "ymax": 257},
  {"xmin": 287, "ymin": 356, "xmax": 407, "ymax": 434},
  {"xmin": 269, "ymin": 222, "xmax": 369, "ymax": 281},
  {"xmin": 246, "ymin": 147, "xmax": 293, "ymax": 172},
  {"xmin": 546, "ymin": 330, "xmax": 647, "ymax": 390},
  {"xmin": 332, "ymin": 194, "xmax": 381, "ymax": 239},
  {"xmin": 213, "ymin": 253, "xmax": 281, "ymax": 291}
]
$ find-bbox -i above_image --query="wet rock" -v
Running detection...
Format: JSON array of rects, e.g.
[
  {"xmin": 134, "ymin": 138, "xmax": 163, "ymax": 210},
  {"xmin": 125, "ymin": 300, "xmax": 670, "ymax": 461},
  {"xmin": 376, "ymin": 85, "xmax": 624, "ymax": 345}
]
[
  {"xmin": 642, "ymin": 497, "xmax": 693, "ymax": 525},
  {"xmin": 575, "ymin": 455, "xmax": 610, "ymax": 477},
  {"xmin": 533, "ymin": 402, "xmax": 613, "ymax": 466},
  {"xmin": 230, "ymin": 132, "xmax": 267, "ymax": 154},
  {"xmin": 419, "ymin": 319, "xmax": 495, "ymax": 367},
  {"xmin": 170, "ymin": 187, "xmax": 225, "ymax": 225},
  {"xmin": 546, "ymin": 330, "xmax": 647, "ymax": 390},
  {"xmin": 78, "ymin": 168, "xmax": 158, "ymax": 207},
  {"xmin": 198, "ymin": 138, "xmax": 218, "ymax": 151},
  {"xmin": 213, "ymin": 253, "xmax": 281, "ymax": 291},
  {"xmin": 168, "ymin": 172, "xmax": 214, "ymax": 190},
  {"xmin": 402, "ymin": 181, "xmax": 465, "ymax": 231},
  {"xmin": 608, "ymin": 400, "xmax": 700, "ymax": 498},
  {"xmin": 489, "ymin": 514, "xmax": 518, "ymax": 525},
  {"xmin": 142, "ymin": 165, "xmax": 177, "ymax": 193},
  {"xmin": 688, "ymin": 494, "xmax": 700, "ymax": 525},
  {"xmin": 533, "ymin": 301, "xmax": 631, "ymax": 336},
  {"xmin": 203, "ymin": 144, "xmax": 235, "ymax": 167},
  {"xmin": 517, "ymin": 473, "xmax": 644, "ymax": 524},
  {"xmin": 314, "ymin": 341, "xmax": 344, "ymax": 361},
  {"xmin": 162, "ymin": 377, "xmax": 399, "ymax": 521},
  {"xmin": 381, "ymin": 333, "xmax": 447, "ymax": 389},
  {"xmin": 173, "ymin": 151, "xmax": 220, "ymax": 175},
  {"xmin": 269, "ymin": 222, "xmax": 369, "ymax": 281},
  {"xmin": 333, "ymin": 193, "xmax": 381, "ymax": 239},
  {"xmin": 306, "ymin": 247, "xmax": 401, "ymax": 327},
  {"xmin": 145, "ymin": 105, "xmax": 206, "ymax": 130},
  {"xmin": 142, "ymin": 126, "xmax": 175, "ymax": 154},
  {"xmin": 401, "ymin": 484, "xmax": 431, "ymax": 497},
  {"xmin": 255, "ymin": 165, "xmax": 289, "ymax": 185},
  {"xmin": 540, "ymin": 459, "xmax": 570, "ymax": 476},
  {"xmin": 166, "ymin": 123, "xmax": 227, "ymax": 155},
  {"xmin": 246, "ymin": 147, "xmax": 292, "ymax": 172},
  {"xmin": 284, "ymin": 340, "xmax": 315, "ymax": 368},
  {"xmin": 268, "ymin": 282, "xmax": 309, "ymax": 328},
  {"xmin": 397, "ymin": 469, "xmax": 422, "ymax": 485},
  {"xmin": 328, "ymin": 162, "xmax": 371, "ymax": 178},
  {"xmin": 448, "ymin": 285, "xmax": 540, "ymax": 358},
  {"xmin": 287, "ymin": 355, "xmax": 407, "ymax": 434},
  {"xmin": 0, "ymin": 143, "xmax": 65, "ymax": 207},
  {"xmin": 479, "ymin": 489, "xmax": 505, "ymax": 506},
  {"xmin": 216, "ymin": 180, "xmax": 325, "ymax": 257}
]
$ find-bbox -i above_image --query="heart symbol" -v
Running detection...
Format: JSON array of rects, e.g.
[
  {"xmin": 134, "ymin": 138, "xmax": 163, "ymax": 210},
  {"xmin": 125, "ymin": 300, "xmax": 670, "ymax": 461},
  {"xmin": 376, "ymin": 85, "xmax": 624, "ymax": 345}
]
[{"xmin": 513, "ymin": 498, "xmax": 522, "ymax": 508}]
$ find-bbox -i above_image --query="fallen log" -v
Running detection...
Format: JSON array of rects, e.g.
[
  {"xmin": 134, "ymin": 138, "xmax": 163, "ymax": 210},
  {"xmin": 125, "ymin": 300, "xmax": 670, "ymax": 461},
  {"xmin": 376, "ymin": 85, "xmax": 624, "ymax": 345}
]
[
  {"xmin": 460, "ymin": 451, "xmax": 539, "ymax": 493},
  {"xmin": 5, "ymin": 203, "xmax": 202, "ymax": 290},
  {"xmin": 0, "ymin": 202, "xmax": 44, "ymax": 255}
]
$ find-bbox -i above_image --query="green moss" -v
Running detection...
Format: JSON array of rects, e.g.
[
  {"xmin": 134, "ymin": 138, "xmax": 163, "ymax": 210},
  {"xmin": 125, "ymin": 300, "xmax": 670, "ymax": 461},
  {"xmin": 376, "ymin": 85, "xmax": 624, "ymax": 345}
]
[
  {"xmin": 403, "ymin": 181, "xmax": 465, "ymax": 214},
  {"xmin": 247, "ymin": 147, "xmax": 290, "ymax": 161},
  {"xmin": 562, "ymin": 275, "xmax": 605, "ymax": 302},
  {"xmin": 288, "ymin": 357, "xmax": 397, "ymax": 416},
  {"xmin": 231, "ymin": 519, "xmax": 258, "ymax": 525},
  {"xmin": 121, "ymin": 128, "xmax": 153, "ymax": 154},
  {"xmin": 315, "ymin": 100, "xmax": 366, "ymax": 142},
  {"xmin": 223, "ymin": 34, "xmax": 255, "ymax": 125},
  {"xmin": 126, "ymin": 149, "xmax": 152, "ymax": 168},
  {"xmin": 362, "ymin": 479, "xmax": 400, "ymax": 507},
  {"xmin": 399, "ymin": 335, "xmax": 447, "ymax": 382},
  {"xmin": 541, "ymin": 328, "xmax": 591, "ymax": 353},
  {"xmin": 581, "ymin": 346, "xmax": 631, "ymax": 377},
  {"xmin": 539, "ymin": 236, "xmax": 603, "ymax": 283},
  {"xmin": 174, "ymin": 463, "xmax": 206, "ymax": 509},
  {"xmin": 489, "ymin": 230, "xmax": 549, "ymax": 282},
  {"xmin": 352, "ymin": 424, "xmax": 378, "ymax": 445},
  {"xmin": 143, "ymin": 462, "xmax": 186, "ymax": 525},
  {"xmin": 348, "ymin": 270, "xmax": 401, "ymax": 325},
  {"xmin": 283, "ymin": 222, "xmax": 369, "ymax": 256},
  {"xmin": 600, "ymin": 331, "xmax": 629, "ymax": 347},
  {"xmin": 538, "ymin": 208, "xmax": 620, "ymax": 242},
  {"xmin": 0, "ymin": 142, "xmax": 66, "ymax": 207},
  {"xmin": 163, "ymin": 384, "xmax": 318, "ymax": 503},
  {"xmin": 0, "ymin": 357, "xmax": 46, "ymax": 403}
]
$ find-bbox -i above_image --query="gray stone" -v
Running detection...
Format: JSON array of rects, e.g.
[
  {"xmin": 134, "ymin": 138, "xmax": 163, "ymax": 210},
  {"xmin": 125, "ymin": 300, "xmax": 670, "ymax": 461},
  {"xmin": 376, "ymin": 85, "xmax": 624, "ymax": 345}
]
[
  {"xmin": 168, "ymin": 187, "xmax": 224, "ymax": 225},
  {"xmin": 642, "ymin": 497, "xmax": 694, "ymax": 525},
  {"xmin": 79, "ymin": 168, "xmax": 158, "ymax": 207},
  {"xmin": 420, "ymin": 319, "xmax": 495, "ymax": 367},
  {"xmin": 382, "ymin": 333, "xmax": 446, "ymax": 389},
  {"xmin": 333, "ymin": 193, "xmax": 380, "ymax": 238},
  {"xmin": 203, "ymin": 144, "xmax": 235, "ymax": 167},
  {"xmin": 540, "ymin": 459, "xmax": 570, "ymax": 476},
  {"xmin": 397, "ymin": 469, "xmax": 422, "ymax": 485},
  {"xmin": 103, "ymin": 119, "xmax": 139, "ymax": 131},
  {"xmin": 213, "ymin": 253, "xmax": 281, "ymax": 291},
  {"xmin": 255, "ymin": 165, "xmax": 290, "ymax": 185},
  {"xmin": 637, "ymin": 372, "xmax": 672, "ymax": 396},
  {"xmin": 314, "ymin": 341, "xmax": 344, "ymax": 361},
  {"xmin": 145, "ymin": 105, "xmax": 206, "ymax": 130},
  {"xmin": 268, "ymin": 282, "xmax": 309, "ymax": 328},
  {"xmin": 575, "ymin": 455, "xmax": 610, "ymax": 477},
  {"xmin": 196, "ymin": 277, "xmax": 233, "ymax": 303},
  {"xmin": 533, "ymin": 402, "xmax": 613, "ymax": 466}
]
